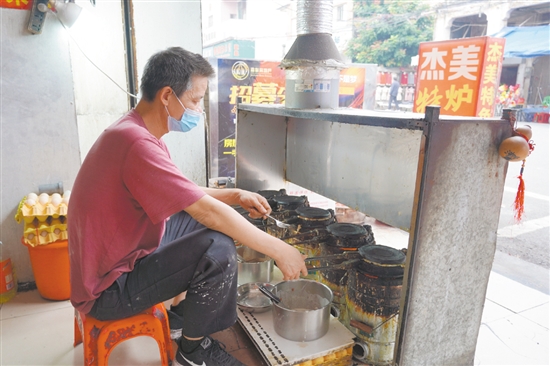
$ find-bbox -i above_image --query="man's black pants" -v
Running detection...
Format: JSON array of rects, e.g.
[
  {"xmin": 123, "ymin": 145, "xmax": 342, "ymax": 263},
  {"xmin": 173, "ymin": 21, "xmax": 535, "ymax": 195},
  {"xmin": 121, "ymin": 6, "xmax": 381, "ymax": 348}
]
[{"xmin": 88, "ymin": 211, "xmax": 238, "ymax": 338}]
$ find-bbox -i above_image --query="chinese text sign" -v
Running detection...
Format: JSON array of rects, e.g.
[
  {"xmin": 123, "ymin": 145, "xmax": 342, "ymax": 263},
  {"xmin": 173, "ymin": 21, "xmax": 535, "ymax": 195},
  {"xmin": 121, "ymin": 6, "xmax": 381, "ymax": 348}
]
[
  {"xmin": 210, "ymin": 58, "xmax": 367, "ymax": 178},
  {"xmin": 413, "ymin": 37, "xmax": 505, "ymax": 117}
]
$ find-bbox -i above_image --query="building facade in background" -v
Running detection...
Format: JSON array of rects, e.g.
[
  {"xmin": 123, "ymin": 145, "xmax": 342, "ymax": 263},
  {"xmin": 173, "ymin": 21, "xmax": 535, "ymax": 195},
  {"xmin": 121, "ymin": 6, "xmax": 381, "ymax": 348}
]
[
  {"xmin": 201, "ymin": 0, "xmax": 354, "ymax": 62},
  {"xmin": 432, "ymin": 0, "xmax": 550, "ymax": 106},
  {"xmin": 201, "ymin": 0, "xmax": 549, "ymax": 110}
]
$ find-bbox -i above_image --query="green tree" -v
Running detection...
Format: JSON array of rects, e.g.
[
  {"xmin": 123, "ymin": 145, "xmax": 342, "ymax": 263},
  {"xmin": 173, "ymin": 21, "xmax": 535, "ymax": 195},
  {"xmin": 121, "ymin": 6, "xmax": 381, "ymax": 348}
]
[{"xmin": 346, "ymin": 0, "xmax": 435, "ymax": 67}]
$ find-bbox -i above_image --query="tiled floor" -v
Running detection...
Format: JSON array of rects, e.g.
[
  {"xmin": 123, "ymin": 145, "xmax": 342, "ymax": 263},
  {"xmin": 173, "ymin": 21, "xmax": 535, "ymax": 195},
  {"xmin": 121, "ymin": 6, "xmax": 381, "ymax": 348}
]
[
  {"xmin": 1, "ymin": 215, "xmax": 548, "ymax": 365},
  {"xmin": 474, "ymin": 271, "xmax": 549, "ymax": 366},
  {"xmin": 1, "ymin": 263, "xmax": 548, "ymax": 366}
]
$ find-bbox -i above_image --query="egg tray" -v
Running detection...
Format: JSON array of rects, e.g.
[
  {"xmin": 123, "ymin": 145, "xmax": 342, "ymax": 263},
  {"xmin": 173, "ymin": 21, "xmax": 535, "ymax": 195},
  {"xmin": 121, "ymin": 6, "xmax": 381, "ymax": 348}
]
[
  {"xmin": 15, "ymin": 196, "xmax": 69, "ymax": 247},
  {"xmin": 15, "ymin": 196, "xmax": 68, "ymax": 224},
  {"xmin": 22, "ymin": 218, "xmax": 68, "ymax": 247}
]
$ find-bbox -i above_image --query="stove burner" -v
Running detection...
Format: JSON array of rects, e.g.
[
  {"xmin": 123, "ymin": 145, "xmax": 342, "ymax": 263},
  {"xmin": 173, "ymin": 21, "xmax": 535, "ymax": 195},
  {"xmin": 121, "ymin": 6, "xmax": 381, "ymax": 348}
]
[
  {"xmin": 326, "ymin": 223, "xmax": 367, "ymax": 238},
  {"xmin": 358, "ymin": 245, "xmax": 406, "ymax": 265},
  {"xmin": 296, "ymin": 207, "xmax": 332, "ymax": 220}
]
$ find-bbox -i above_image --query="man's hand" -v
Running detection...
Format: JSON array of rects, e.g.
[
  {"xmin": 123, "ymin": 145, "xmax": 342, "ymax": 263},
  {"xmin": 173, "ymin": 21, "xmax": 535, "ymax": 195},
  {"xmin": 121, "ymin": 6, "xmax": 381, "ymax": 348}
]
[
  {"xmin": 238, "ymin": 191, "xmax": 271, "ymax": 219},
  {"xmin": 272, "ymin": 244, "xmax": 309, "ymax": 280},
  {"xmin": 186, "ymin": 195, "xmax": 307, "ymax": 280}
]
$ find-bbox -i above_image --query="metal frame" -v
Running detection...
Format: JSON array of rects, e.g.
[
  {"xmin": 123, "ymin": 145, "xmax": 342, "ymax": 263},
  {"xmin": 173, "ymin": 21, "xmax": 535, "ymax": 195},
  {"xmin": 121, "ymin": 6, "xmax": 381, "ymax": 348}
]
[{"xmin": 235, "ymin": 104, "xmax": 512, "ymax": 365}]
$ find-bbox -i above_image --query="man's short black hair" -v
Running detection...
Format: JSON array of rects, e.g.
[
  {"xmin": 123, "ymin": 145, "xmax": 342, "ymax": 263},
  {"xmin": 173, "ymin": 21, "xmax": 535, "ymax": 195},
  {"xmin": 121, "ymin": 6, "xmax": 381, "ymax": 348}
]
[{"xmin": 140, "ymin": 47, "xmax": 215, "ymax": 102}]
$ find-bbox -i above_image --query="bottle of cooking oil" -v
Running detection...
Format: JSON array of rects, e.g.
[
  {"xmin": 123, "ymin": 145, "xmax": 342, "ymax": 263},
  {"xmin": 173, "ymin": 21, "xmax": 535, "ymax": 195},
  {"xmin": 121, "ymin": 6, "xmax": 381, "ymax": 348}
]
[{"xmin": 0, "ymin": 241, "xmax": 17, "ymax": 303}]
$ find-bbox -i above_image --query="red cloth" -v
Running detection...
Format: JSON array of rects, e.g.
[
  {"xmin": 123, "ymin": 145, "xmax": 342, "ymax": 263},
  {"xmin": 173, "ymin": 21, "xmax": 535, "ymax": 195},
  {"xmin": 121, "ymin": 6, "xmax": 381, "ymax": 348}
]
[{"xmin": 68, "ymin": 109, "xmax": 205, "ymax": 313}]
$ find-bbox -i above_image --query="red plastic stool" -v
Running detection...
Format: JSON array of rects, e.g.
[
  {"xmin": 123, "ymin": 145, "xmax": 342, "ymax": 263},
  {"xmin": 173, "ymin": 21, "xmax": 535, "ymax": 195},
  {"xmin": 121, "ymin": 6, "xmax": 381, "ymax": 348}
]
[
  {"xmin": 74, "ymin": 303, "xmax": 173, "ymax": 366},
  {"xmin": 534, "ymin": 112, "xmax": 549, "ymax": 123}
]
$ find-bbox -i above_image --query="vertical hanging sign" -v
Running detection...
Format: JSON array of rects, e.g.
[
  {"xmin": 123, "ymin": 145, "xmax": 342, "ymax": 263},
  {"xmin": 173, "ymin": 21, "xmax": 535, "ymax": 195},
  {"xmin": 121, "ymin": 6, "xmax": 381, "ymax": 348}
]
[
  {"xmin": 476, "ymin": 38, "xmax": 506, "ymax": 117},
  {"xmin": 413, "ymin": 36, "xmax": 506, "ymax": 117},
  {"xmin": 0, "ymin": 0, "xmax": 32, "ymax": 10}
]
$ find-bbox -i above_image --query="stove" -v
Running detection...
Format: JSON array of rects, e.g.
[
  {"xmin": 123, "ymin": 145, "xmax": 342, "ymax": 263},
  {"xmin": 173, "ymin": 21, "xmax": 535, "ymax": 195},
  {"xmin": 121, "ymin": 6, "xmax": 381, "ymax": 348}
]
[
  {"xmin": 344, "ymin": 245, "xmax": 405, "ymax": 366},
  {"xmin": 239, "ymin": 189, "xmax": 403, "ymax": 365},
  {"xmin": 316, "ymin": 223, "xmax": 376, "ymax": 325},
  {"xmin": 285, "ymin": 207, "xmax": 336, "ymax": 258}
]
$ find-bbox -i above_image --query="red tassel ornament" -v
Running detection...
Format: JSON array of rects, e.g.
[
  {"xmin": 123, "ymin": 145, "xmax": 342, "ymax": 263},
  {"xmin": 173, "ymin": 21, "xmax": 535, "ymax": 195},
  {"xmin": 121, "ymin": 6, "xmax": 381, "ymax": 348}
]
[
  {"xmin": 513, "ymin": 161, "xmax": 526, "ymax": 223},
  {"xmin": 498, "ymin": 120, "xmax": 535, "ymax": 224}
]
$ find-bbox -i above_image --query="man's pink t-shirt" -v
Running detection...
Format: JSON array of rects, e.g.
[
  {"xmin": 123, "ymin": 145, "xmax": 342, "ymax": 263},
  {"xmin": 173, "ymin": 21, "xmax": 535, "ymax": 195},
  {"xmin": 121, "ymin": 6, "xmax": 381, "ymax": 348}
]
[{"xmin": 68, "ymin": 109, "xmax": 205, "ymax": 313}]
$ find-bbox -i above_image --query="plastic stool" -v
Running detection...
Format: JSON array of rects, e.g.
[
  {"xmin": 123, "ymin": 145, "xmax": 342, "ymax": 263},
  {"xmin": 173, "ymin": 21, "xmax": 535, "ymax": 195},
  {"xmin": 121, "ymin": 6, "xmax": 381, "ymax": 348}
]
[
  {"xmin": 534, "ymin": 112, "xmax": 549, "ymax": 123},
  {"xmin": 74, "ymin": 303, "xmax": 173, "ymax": 366}
]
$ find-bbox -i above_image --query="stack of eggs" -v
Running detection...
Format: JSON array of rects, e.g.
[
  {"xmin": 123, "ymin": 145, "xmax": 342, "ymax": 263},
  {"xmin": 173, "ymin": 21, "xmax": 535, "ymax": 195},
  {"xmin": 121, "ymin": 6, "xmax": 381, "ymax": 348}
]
[{"xmin": 15, "ymin": 191, "xmax": 71, "ymax": 246}]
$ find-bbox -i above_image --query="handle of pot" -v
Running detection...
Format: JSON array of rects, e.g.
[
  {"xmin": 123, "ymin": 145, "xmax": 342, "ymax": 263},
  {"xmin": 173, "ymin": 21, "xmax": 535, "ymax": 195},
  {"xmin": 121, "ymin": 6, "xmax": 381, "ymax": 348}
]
[
  {"xmin": 258, "ymin": 284, "xmax": 280, "ymax": 304},
  {"xmin": 305, "ymin": 252, "xmax": 359, "ymax": 262},
  {"xmin": 305, "ymin": 254, "xmax": 340, "ymax": 262},
  {"xmin": 350, "ymin": 312, "xmax": 399, "ymax": 335},
  {"xmin": 280, "ymin": 228, "xmax": 325, "ymax": 241},
  {"xmin": 305, "ymin": 258, "xmax": 360, "ymax": 272},
  {"xmin": 330, "ymin": 304, "xmax": 340, "ymax": 318},
  {"xmin": 350, "ymin": 319, "xmax": 373, "ymax": 335}
]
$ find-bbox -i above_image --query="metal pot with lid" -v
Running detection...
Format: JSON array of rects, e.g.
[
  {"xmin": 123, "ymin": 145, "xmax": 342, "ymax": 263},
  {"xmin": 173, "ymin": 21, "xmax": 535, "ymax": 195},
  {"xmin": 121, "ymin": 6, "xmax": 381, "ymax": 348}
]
[
  {"xmin": 256, "ymin": 189, "xmax": 287, "ymax": 210},
  {"xmin": 356, "ymin": 244, "xmax": 406, "ymax": 278},
  {"xmin": 272, "ymin": 195, "xmax": 309, "ymax": 212},
  {"xmin": 305, "ymin": 244, "xmax": 405, "ymax": 277},
  {"xmin": 294, "ymin": 207, "xmax": 336, "ymax": 228},
  {"xmin": 283, "ymin": 207, "xmax": 336, "ymax": 258},
  {"xmin": 325, "ymin": 223, "xmax": 375, "ymax": 249}
]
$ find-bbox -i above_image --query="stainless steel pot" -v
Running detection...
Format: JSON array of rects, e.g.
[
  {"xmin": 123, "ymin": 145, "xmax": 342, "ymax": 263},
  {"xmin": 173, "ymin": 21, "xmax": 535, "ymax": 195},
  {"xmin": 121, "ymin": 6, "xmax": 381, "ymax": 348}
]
[
  {"xmin": 271, "ymin": 279, "xmax": 333, "ymax": 342},
  {"xmin": 236, "ymin": 245, "xmax": 274, "ymax": 285}
]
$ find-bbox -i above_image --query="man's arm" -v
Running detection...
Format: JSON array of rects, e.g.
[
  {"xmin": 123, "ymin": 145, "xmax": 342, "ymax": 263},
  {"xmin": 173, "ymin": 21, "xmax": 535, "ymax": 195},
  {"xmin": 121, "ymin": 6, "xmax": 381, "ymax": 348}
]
[
  {"xmin": 185, "ymin": 194, "xmax": 307, "ymax": 280},
  {"xmin": 200, "ymin": 187, "xmax": 271, "ymax": 219}
]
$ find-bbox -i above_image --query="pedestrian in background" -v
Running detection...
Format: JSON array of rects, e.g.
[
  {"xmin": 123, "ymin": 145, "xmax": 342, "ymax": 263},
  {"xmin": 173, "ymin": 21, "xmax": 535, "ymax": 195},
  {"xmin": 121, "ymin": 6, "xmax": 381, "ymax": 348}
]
[{"xmin": 389, "ymin": 75, "xmax": 400, "ymax": 110}]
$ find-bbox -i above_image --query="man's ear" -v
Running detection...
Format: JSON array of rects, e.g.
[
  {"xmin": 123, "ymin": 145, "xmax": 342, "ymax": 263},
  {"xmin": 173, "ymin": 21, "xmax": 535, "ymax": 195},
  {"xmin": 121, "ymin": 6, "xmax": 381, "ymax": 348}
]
[{"xmin": 158, "ymin": 86, "xmax": 173, "ymax": 107}]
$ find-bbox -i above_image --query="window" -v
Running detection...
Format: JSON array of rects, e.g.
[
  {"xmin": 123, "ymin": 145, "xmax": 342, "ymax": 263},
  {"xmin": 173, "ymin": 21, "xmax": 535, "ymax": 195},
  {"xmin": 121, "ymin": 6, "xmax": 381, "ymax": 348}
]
[
  {"xmin": 336, "ymin": 4, "xmax": 344, "ymax": 21},
  {"xmin": 237, "ymin": 0, "xmax": 247, "ymax": 20}
]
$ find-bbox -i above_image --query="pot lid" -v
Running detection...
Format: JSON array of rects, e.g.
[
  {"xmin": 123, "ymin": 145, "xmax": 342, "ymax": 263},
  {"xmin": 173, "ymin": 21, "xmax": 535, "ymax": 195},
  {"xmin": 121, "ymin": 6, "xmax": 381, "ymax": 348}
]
[
  {"xmin": 257, "ymin": 189, "xmax": 286, "ymax": 199},
  {"xmin": 296, "ymin": 207, "xmax": 332, "ymax": 220},
  {"xmin": 326, "ymin": 223, "xmax": 367, "ymax": 238},
  {"xmin": 273, "ymin": 195, "xmax": 307, "ymax": 206},
  {"xmin": 358, "ymin": 245, "xmax": 406, "ymax": 265}
]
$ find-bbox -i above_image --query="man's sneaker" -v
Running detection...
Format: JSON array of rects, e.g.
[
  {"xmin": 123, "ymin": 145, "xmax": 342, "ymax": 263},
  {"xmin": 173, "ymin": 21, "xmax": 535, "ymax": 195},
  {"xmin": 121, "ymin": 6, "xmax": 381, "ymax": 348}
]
[
  {"xmin": 173, "ymin": 336, "xmax": 245, "ymax": 366},
  {"xmin": 167, "ymin": 306, "xmax": 183, "ymax": 340}
]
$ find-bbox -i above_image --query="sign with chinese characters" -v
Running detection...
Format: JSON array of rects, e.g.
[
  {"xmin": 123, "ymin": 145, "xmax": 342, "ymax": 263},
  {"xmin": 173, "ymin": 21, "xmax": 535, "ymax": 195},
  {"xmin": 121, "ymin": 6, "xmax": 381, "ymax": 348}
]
[
  {"xmin": 0, "ymin": 0, "xmax": 31, "ymax": 9},
  {"xmin": 413, "ymin": 37, "xmax": 506, "ymax": 117},
  {"xmin": 208, "ymin": 58, "xmax": 369, "ymax": 179}
]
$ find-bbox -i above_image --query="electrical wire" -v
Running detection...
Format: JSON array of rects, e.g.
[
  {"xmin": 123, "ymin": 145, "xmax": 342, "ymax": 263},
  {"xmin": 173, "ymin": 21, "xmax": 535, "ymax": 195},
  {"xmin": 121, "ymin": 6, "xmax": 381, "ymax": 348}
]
[{"xmin": 52, "ymin": 10, "xmax": 139, "ymax": 100}]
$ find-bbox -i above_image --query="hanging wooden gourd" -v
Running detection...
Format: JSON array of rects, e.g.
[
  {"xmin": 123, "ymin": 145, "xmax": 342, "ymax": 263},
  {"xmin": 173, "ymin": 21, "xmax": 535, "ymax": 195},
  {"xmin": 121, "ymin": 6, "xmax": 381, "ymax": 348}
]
[{"xmin": 498, "ymin": 124, "xmax": 535, "ymax": 223}]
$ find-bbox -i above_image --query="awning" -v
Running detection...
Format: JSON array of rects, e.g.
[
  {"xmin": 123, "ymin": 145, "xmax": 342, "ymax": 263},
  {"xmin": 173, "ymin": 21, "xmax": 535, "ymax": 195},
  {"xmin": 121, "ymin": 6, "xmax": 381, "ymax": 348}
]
[{"xmin": 492, "ymin": 25, "xmax": 550, "ymax": 58}]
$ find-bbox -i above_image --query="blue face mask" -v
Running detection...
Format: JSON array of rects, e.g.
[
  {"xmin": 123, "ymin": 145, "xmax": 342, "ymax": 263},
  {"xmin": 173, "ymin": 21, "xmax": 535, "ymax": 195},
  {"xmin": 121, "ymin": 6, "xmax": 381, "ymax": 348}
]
[{"xmin": 166, "ymin": 94, "xmax": 204, "ymax": 133}]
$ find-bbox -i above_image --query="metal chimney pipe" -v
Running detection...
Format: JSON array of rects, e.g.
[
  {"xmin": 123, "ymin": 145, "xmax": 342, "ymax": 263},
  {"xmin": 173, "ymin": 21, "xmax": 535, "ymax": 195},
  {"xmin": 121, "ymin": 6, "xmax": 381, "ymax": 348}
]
[
  {"xmin": 281, "ymin": 0, "xmax": 345, "ymax": 109},
  {"xmin": 297, "ymin": 0, "xmax": 333, "ymax": 34}
]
